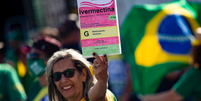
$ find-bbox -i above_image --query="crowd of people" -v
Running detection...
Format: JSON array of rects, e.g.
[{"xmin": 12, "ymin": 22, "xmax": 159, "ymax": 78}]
[{"xmin": 0, "ymin": 18, "xmax": 120, "ymax": 101}]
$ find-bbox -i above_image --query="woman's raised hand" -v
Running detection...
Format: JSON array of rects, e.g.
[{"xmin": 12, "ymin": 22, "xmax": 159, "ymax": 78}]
[{"xmin": 92, "ymin": 52, "xmax": 109, "ymax": 85}]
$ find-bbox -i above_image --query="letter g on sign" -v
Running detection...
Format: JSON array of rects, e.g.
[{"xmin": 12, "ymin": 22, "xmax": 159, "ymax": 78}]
[{"xmin": 84, "ymin": 31, "xmax": 89, "ymax": 37}]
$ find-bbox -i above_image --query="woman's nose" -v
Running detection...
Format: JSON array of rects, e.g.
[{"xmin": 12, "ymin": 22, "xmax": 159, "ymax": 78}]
[{"xmin": 60, "ymin": 74, "xmax": 68, "ymax": 83}]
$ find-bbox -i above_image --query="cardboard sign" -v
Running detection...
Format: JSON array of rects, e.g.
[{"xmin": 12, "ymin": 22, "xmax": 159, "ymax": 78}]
[{"xmin": 77, "ymin": 0, "xmax": 121, "ymax": 57}]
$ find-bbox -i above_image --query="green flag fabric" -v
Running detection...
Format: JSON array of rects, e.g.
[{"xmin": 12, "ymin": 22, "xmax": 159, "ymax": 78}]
[
  {"xmin": 121, "ymin": 0, "xmax": 200, "ymax": 95},
  {"xmin": 188, "ymin": 1, "xmax": 201, "ymax": 25}
]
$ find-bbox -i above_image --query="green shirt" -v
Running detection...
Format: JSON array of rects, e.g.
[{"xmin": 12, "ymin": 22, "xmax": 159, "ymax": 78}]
[
  {"xmin": 173, "ymin": 68, "xmax": 201, "ymax": 101},
  {"xmin": 6, "ymin": 49, "xmax": 35, "ymax": 93},
  {"xmin": 28, "ymin": 80, "xmax": 48, "ymax": 101},
  {"xmin": 0, "ymin": 64, "xmax": 27, "ymax": 101}
]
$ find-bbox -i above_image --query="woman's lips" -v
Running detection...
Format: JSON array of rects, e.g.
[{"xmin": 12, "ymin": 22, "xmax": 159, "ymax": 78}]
[{"xmin": 62, "ymin": 85, "xmax": 72, "ymax": 90}]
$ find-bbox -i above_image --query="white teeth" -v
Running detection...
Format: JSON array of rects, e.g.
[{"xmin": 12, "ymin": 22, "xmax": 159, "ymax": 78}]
[{"xmin": 63, "ymin": 86, "xmax": 71, "ymax": 90}]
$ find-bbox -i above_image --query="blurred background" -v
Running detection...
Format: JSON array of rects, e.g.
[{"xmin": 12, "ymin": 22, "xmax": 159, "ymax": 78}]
[{"xmin": 0, "ymin": 0, "xmax": 200, "ymax": 52}]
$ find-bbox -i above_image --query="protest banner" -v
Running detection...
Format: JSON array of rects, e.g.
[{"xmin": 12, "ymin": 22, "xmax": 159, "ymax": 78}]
[{"xmin": 77, "ymin": 0, "xmax": 121, "ymax": 57}]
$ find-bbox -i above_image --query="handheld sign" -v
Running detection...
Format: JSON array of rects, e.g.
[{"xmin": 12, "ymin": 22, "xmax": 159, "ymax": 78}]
[{"xmin": 77, "ymin": 0, "xmax": 121, "ymax": 57}]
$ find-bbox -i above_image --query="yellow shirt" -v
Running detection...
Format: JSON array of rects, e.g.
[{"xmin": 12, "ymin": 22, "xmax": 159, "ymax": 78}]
[{"xmin": 80, "ymin": 89, "xmax": 117, "ymax": 101}]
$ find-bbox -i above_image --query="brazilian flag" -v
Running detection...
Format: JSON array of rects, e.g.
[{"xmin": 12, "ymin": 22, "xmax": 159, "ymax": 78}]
[{"xmin": 121, "ymin": 0, "xmax": 200, "ymax": 95}]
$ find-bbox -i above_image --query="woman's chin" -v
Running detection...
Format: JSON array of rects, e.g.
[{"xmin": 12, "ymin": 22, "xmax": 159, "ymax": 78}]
[
  {"xmin": 61, "ymin": 89, "xmax": 74, "ymax": 99},
  {"xmin": 62, "ymin": 92, "xmax": 74, "ymax": 99}
]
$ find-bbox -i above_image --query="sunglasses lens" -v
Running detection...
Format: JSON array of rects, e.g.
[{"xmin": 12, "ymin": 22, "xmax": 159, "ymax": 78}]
[
  {"xmin": 64, "ymin": 69, "xmax": 75, "ymax": 78},
  {"xmin": 52, "ymin": 69, "xmax": 76, "ymax": 82},
  {"xmin": 52, "ymin": 72, "xmax": 61, "ymax": 82}
]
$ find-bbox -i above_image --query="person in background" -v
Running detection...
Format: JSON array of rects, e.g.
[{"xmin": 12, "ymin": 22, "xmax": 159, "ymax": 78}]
[
  {"xmin": 27, "ymin": 36, "xmax": 62, "ymax": 101},
  {"xmin": 107, "ymin": 54, "xmax": 133, "ymax": 101},
  {"xmin": 142, "ymin": 27, "xmax": 201, "ymax": 101},
  {"xmin": 5, "ymin": 24, "xmax": 34, "ymax": 94},
  {"xmin": 58, "ymin": 19, "xmax": 95, "ymax": 63},
  {"xmin": 46, "ymin": 49, "xmax": 117, "ymax": 101},
  {"xmin": 38, "ymin": 26, "xmax": 62, "ymax": 42},
  {"xmin": 58, "ymin": 19, "xmax": 81, "ymax": 53},
  {"xmin": 0, "ymin": 63, "xmax": 27, "ymax": 101}
]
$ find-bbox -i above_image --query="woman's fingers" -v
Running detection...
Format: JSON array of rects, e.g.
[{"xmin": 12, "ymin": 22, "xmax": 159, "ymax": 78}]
[
  {"xmin": 92, "ymin": 52, "xmax": 109, "ymax": 83},
  {"xmin": 92, "ymin": 52, "xmax": 108, "ymax": 72},
  {"xmin": 102, "ymin": 54, "xmax": 108, "ymax": 66},
  {"xmin": 92, "ymin": 52, "xmax": 103, "ymax": 65},
  {"xmin": 93, "ymin": 60, "xmax": 99, "ymax": 69},
  {"xmin": 92, "ymin": 52, "xmax": 108, "ymax": 66}
]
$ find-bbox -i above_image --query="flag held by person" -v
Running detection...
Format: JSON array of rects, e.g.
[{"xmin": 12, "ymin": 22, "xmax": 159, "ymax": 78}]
[{"xmin": 121, "ymin": 0, "xmax": 200, "ymax": 95}]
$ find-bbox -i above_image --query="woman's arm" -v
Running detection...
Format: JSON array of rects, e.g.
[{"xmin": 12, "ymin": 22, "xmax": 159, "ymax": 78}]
[
  {"xmin": 88, "ymin": 81, "xmax": 108, "ymax": 101},
  {"xmin": 143, "ymin": 89, "xmax": 183, "ymax": 101},
  {"xmin": 88, "ymin": 53, "xmax": 109, "ymax": 101}
]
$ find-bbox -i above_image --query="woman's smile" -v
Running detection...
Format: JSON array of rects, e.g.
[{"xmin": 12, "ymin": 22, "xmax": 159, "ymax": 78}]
[
  {"xmin": 62, "ymin": 85, "xmax": 72, "ymax": 90},
  {"xmin": 53, "ymin": 58, "xmax": 86, "ymax": 100},
  {"xmin": 46, "ymin": 49, "xmax": 112, "ymax": 101}
]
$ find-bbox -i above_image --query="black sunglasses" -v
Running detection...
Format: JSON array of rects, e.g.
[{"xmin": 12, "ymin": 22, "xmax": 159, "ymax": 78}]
[{"xmin": 51, "ymin": 69, "xmax": 76, "ymax": 82}]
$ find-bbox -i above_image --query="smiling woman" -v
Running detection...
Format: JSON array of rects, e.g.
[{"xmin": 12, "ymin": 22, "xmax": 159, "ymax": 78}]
[{"xmin": 46, "ymin": 49, "xmax": 117, "ymax": 101}]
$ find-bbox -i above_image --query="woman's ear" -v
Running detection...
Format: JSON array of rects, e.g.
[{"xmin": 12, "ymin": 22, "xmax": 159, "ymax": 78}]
[{"xmin": 82, "ymin": 68, "xmax": 87, "ymax": 82}]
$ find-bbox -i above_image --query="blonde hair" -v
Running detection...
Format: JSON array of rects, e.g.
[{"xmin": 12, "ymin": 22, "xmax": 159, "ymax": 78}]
[{"xmin": 46, "ymin": 49, "xmax": 97, "ymax": 101}]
